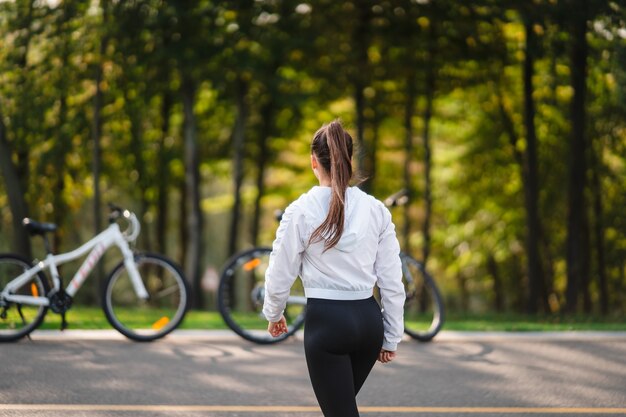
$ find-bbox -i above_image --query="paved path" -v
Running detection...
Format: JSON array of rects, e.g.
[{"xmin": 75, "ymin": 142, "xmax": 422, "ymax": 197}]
[{"xmin": 1, "ymin": 331, "xmax": 625, "ymax": 416}]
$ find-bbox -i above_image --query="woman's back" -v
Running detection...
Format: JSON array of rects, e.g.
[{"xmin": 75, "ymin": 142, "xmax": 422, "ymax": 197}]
[{"xmin": 274, "ymin": 185, "xmax": 399, "ymax": 299}]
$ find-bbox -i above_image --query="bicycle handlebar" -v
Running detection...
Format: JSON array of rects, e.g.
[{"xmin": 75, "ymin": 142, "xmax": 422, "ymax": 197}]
[
  {"xmin": 384, "ymin": 189, "xmax": 410, "ymax": 207},
  {"xmin": 108, "ymin": 204, "xmax": 141, "ymax": 243},
  {"xmin": 107, "ymin": 203, "xmax": 124, "ymax": 223}
]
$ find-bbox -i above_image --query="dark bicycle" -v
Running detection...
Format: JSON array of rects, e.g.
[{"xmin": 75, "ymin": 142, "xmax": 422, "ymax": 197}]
[{"xmin": 217, "ymin": 190, "xmax": 444, "ymax": 344}]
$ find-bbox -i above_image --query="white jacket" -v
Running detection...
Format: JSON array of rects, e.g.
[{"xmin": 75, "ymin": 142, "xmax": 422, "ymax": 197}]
[{"xmin": 262, "ymin": 185, "xmax": 405, "ymax": 351}]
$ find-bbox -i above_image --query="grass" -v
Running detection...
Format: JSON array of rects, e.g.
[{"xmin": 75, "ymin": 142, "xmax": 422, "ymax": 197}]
[
  {"xmin": 40, "ymin": 307, "xmax": 110, "ymax": 330},
  {"xmin": 442, "ymin": 312, "xmax": 626, "ymax": 332},
  {"xmin": 37, "ymin": 306, "xmax": 626, "ymax": 332},
  {"xmin": 39, "ymin": 307, "xmax": 226, "ymax": 330}
]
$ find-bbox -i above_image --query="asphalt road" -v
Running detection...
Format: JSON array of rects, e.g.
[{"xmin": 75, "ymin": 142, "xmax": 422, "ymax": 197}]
[{"xmin": 1, "ymin": 331, "xmax": 626, "ymax": 417}]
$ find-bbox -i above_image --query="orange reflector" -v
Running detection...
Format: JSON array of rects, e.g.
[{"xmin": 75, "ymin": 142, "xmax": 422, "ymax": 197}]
[
  {"xmin": 243, "ymin": 258, "xmax": 261, "ymax": 271},
  {"xmin": 31, "ymin": 283, "xmax": 39, "ymax": 298},
  {"xmin": 152, "ymin": 317, "xmax": 170, "ymax": 330}
]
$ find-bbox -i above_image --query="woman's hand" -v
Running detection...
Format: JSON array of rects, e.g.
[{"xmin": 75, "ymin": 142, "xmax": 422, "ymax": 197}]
[
  {"xmin": 378, "ymin": 349, "xmax": 396, "ymax": 363},
  {"xmin": 267, "ymin": 315, "xmax": 288, "ymax": 337}
]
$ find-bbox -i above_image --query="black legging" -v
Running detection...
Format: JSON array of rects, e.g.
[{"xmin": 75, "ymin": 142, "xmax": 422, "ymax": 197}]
[{"xmin": 304, "ymin": 296, "xmax": 384, "ymax": 417}]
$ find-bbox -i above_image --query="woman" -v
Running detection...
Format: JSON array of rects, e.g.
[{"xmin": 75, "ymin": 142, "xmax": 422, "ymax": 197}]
[{"xmin": 262, "ymin": 120, "xmax": 405, "ymax": 417}]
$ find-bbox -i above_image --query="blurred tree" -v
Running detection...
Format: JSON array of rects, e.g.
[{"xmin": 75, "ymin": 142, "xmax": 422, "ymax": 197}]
[
  {"xmin": 563, "ymin": 0, "xmax": 591, "ymax": 313},
  {"xmin": 0, "ymin": 0, "xmax": 623, "ymax": 315},
  {"xmin": 0, "ymin": 0, "xmax": 36, "ymax": 258},
  {"xmin": 90, "ymin": 0, "xmax": 109, "ymax": 296}
]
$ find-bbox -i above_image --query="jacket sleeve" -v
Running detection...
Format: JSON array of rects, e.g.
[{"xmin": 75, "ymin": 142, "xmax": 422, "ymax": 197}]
[
  {"xmin": 374, "ymin": 206, "xmax": 405, "ymax": 351},
  {"xmin": 262, "ymin": 202, "xmax": 305, "ymax": 322}
]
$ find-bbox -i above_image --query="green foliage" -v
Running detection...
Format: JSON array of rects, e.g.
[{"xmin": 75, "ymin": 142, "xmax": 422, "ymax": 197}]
[{"xmin": 0, "ymin": 0, "xmax": 624, "ymax": 315}]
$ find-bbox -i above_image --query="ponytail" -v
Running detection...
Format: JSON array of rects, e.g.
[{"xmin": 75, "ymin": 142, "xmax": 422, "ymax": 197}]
[{"xmin": 309, "ymin": 120, "xmax": 354, "ymax": 251}]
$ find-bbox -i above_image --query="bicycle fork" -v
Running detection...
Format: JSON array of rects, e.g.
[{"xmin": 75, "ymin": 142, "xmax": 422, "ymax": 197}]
[{"xmin": 116, "ymin": 237, "xmax": 149, "ymax": 300}]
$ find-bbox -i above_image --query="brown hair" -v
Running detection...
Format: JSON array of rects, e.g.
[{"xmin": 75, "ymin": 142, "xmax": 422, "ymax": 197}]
[{"xmin": 309, "ymin": 120, "xmax": 354, "ymax": 251}]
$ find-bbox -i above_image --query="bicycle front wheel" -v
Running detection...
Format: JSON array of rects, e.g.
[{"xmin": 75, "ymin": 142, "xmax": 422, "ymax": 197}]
[
  {"xmin": 218, "ymin": 247, "xmax": 306, "ymax": 344},
  {"xmin": 103, "ymin": 253, "xmax": 189, "ymax": 341},
  {"xmin": 0, "ymin": 254, "xmax": 49, "ymax": 342},
  {"xmin": 401, "ymin": 254, "xmax": 444, "ymax": 342}
]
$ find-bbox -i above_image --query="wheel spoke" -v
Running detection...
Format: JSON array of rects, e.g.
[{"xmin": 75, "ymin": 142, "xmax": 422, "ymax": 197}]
[{"xmin": 155, "ymin": 285, "xmax": 180, "ymax": 299}]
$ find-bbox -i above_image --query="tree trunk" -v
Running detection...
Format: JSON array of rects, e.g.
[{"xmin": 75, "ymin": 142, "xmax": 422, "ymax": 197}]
[
  {"xmin": 497, "ymin": 84, "xmax": 523, "ymax": 166},
  {"xmin": 402, "ymin": 73, "xmax": 416, "ymax": 252},
  {"xmin": 126, "ymin": 94, "xmax": 149, "ymax": 251},
  {"xmin": 368, "ymin": 104, "xmax": 382, "ymax": 194},
  {"xmin": 590, "ymin": 139, "xmax": 608, "ymax": 314},
  {"xmin": 487, "ymin": 255, "xmax": 504, "ymax": 312},
  {"xmin": 156, "ymin": 93, "xmax": 172, "ymax": 256},
  {"xmin": 15, "ymin": 1, "xmax": 34, "ymax": 69},
  {"xmin": 457, "ymin": 273, "xmax": 469, "ymax": 312},
  {"xmin": 619, "ymin": 260, "xmax": 625, "ymax": 310},
  {"xmin": 522, "ymin": 16, "xmax": 546, "ymax": 314},
  {"xmin": 181, "ymin": 76, "xmax": 203, "ymax": 309},
  {"xmin": 541, "ymin": 234, "xmax": 557, "ymax": 311},
  {"xmin": 156, "ymin": 21, "xmax": 173, "ymax": 258},
  {"xmin": 52, "ymin": 87, "xmax": 68, "ymax": 255},
  {"xmin": 13, "ymin": 0, "xmax": 35, "ymax": 193},
  {"xmin": 179, "ymin": 179, "xmax": 187, "ymax": 267},
  {"xmin": 92, "ymin": 0, "xmax": 108, "ymax": 301},
  {"xmin": 228, "ymin": 78, "xmax": 248, "ymax": 257},
  {"xmin": 52, "ymin": 3, "xmax": 73, "ymax": 254},
  {"xmin": 422, "ymin": 27, "xmax": 436, "ymax": 267},
  {"xmin": 353, "ymin": 2, "xmax": 370, "ymax": 188},
  {"xmin": 565, "ymin": 0, "xmax": 589, "ymax": 313},
  {"xmin": 0, "ymin": 108, "xmax": 31, "ymax": 258},
  {"xmin": 354, "ymin": 84, "xmax": 367, "ymax": 186},
  {"xmin": 92, "ymin": 78, "xmax": 102, "ymax": 237},
  {"xmin": 581, "ymin": 215, "xmax": 592, "ymax": 313},
  {"xmin": 513, "ymin": 255, "xmax": 526, "ymax": 312},
  {"xmin": 251, "ymin": 99, "xmax": 273, "ymax": 247},
  {"xmin": 0, "ymin": 0, "xmax": 36, "ymax": 259}
]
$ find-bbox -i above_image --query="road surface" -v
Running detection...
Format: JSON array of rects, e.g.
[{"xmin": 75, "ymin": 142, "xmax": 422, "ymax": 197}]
[{"xmin": 1, "ymin": 330, "xmax": 625, "ymax": 416}]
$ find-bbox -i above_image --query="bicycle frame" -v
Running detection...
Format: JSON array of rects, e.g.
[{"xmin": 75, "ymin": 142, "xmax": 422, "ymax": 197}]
[
  {"xmin": 287, "ymin": 295, "xmax": 307, "ymax": 305},
  {"xmin": 399, "ymin": 252, "xmax": 413, "ymax": 285},
  {"xmin": 1, "ymin": 213, "xmax": 148, "ymax": 307}
]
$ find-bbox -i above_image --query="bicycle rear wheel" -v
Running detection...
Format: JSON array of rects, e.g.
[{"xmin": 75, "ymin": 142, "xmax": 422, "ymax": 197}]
[
  {"xmin": 401, "ymin": 253, "xmax": 444, "ymax": 342},
  {"xmin": 218, "ymin": 247, "xmax": 306, "ymax": 344},
  {"xmin": 103, "ymin": 253, "xmax": 189, "ymax": 341},
  {"xmin": 0, "ymin": 254, "xmax": 49, "ymax": 342}
]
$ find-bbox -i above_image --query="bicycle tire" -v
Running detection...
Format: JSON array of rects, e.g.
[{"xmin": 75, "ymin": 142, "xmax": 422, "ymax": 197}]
[
  {"xmin": 0, "ymin": 254, "xmax": 49, "ymax": 342},
  {"xmin": 401, "ymin": 253, "xmax": 444, "ymax": 342},
  {"xmin": 103, "ymin": 253, "xmax": 189, "ymax": 342},
  {"xmin": 218, "ymin": 247, "xmax": 306, "ymax": 344}
]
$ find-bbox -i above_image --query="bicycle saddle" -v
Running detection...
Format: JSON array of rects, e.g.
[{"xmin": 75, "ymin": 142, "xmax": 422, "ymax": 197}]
[{"xmin": 22, "ymin": 218, "xmax": 58, "ymax": 235}]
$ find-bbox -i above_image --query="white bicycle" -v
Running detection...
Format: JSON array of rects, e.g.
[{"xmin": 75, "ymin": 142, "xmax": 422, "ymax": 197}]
[{"xmin": 0, "ymin": 205, "xmax": 189, "ymax": 342}]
